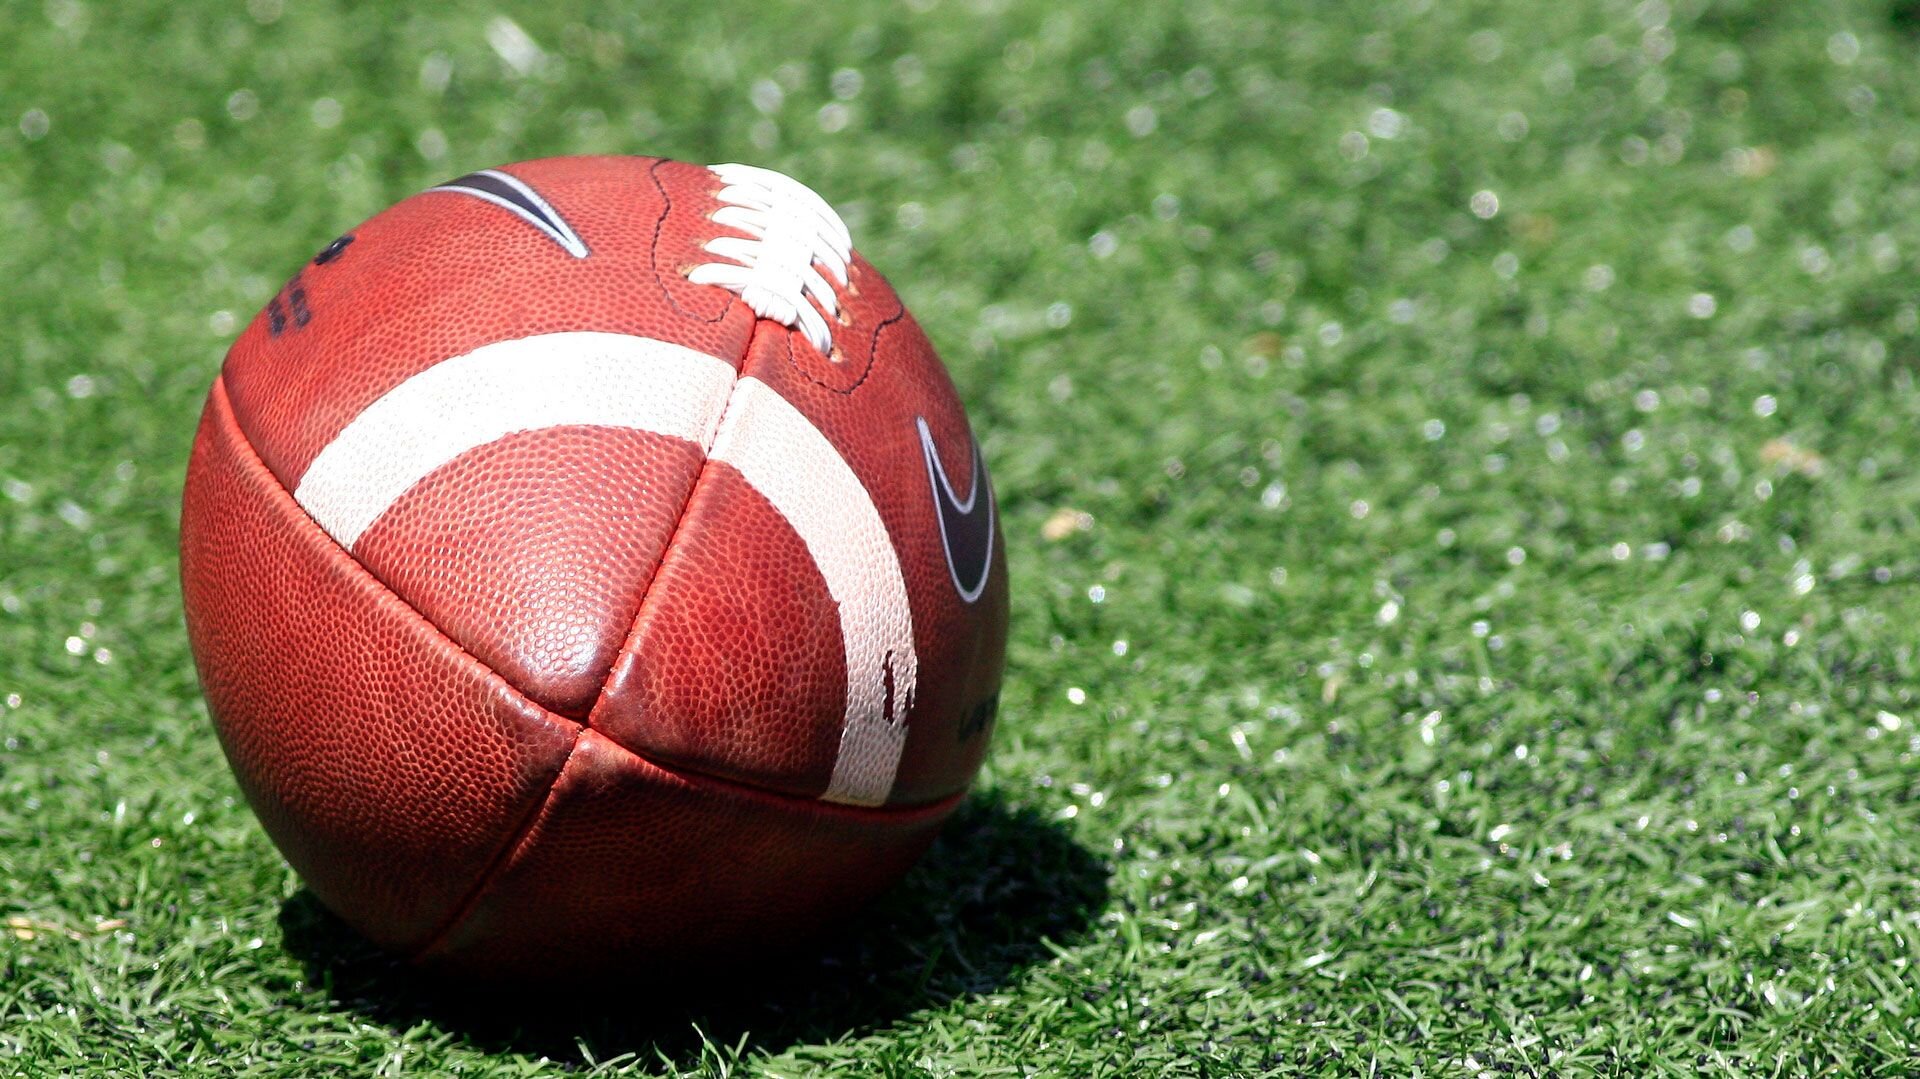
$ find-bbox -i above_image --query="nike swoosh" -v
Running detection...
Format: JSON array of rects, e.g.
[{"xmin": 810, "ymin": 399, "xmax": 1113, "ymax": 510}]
[
  {"xmin": 426, "ymin": 169, "xmax": 589, "ymax": 259},
  {"xmin": 916, "ymin": 417, "xmax": 995, "ymax": 603}
]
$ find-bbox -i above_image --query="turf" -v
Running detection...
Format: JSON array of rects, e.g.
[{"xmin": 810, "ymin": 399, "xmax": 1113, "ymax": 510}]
[{"xmin": 5, "ymin": 0, "xmax": 1920, "ymax": 1073}]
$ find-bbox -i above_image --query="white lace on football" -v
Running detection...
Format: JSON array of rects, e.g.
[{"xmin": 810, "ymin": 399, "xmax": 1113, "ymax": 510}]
[{"xmin": 687, "ymin": 163, "xmax": 853, "ymax": 355}]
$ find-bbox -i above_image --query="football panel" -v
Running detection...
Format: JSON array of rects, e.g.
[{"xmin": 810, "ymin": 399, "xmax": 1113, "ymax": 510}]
[
  {"xmin": 737, "ymin": 301, "xmax": 1009, "ymax": 806},
  {"xmin": 350, "ymin": 424, "xmax": 710, "ymax": 719},
  {"xmin": 179, "ymin": 378, "xmax": 581, "ymax": 952},
  {"xmin": 592, "ymin": 460, "xmax": 849, "ymax": 798},
  {"xmin": 413, "ymin": 729, "xmax": 958, "ymax": 978}
]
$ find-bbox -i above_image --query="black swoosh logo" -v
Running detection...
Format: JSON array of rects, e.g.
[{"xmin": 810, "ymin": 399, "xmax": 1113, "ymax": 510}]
[
  {"xmin": 426, "ymin": 169, "xmax": 589, "ymax": 258},
  {"xmin": 917, "ymin": 417, "xmax": 995, "ymax": 603}
]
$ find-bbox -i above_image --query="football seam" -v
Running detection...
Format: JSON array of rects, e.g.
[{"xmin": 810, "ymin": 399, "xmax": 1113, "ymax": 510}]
[
  {"xmin": 405, "ymin": 726, "xmax": 586, "ymax": 962},
  {"xmin": 211, "ymin": 375, "xmax": 584, "ymax": 733},
  {"xmin": 647, "ymin": 157, "xmax": 736, "ymax": 326},
  {"xmin": 779, "ymin": 292, "xmax": 903, "ymax": 396},
  {"xmin": 579, "ymin": 316, "xmax": 753, "ymax": 722},
  {"xmin": 406, "ymin": 726, "xmax": 970, "ymax": 966}
]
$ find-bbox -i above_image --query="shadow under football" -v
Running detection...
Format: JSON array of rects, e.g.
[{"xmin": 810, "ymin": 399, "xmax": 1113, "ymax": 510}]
[{"xmin": 276, "ymin": 788, "xmax": 1110, "ymax": 1065}]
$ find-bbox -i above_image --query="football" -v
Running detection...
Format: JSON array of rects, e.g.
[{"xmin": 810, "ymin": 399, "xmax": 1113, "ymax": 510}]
[{"xmin": 177, "ymin": 156, "xmax": 1008, "ymax": 976}]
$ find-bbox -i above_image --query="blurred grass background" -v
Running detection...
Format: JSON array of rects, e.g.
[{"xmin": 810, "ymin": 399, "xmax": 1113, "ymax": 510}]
[{"xmin": 7, "ymin": 0, "xmax": 1920, "ymax": 1073}]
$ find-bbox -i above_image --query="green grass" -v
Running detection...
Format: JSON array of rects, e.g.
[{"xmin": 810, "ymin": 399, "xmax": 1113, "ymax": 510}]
[{"xmin": 7, "ymin": 0, "xmax": 1920, "ymax": 1073}]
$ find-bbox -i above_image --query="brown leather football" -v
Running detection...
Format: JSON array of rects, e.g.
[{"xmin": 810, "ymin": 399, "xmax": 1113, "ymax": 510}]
[{"xmin": 177, "ymin": 156, "xmax": 1008, "ymax": 976}]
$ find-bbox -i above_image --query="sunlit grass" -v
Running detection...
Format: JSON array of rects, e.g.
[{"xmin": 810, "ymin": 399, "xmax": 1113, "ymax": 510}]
[{"xmin": 6, "ymin": 0, "xmax": 1920, "ymax": 1073}]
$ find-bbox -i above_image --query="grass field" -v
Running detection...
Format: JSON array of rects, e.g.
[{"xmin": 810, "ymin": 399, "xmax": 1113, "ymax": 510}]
[{"xmin": 7, "ymin": 0, "xmax": 1920, "ymax": 1073}]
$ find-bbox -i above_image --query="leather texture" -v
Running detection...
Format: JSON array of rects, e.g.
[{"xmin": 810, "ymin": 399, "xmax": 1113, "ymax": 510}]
[
  {"xmin": 416, "ymin": 730, "xmax": 958, "ymax": 976},
  {"xmin": 179, "ymin": 155, "xmax": 1008, "ymax": 972},
  {"xmin": 595, "ymin": 269, "xmax": 1010, "ymax": 806},
  {"xmin": 181, "ymin": 381, "xmax": 583, "ymax": 952}
]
